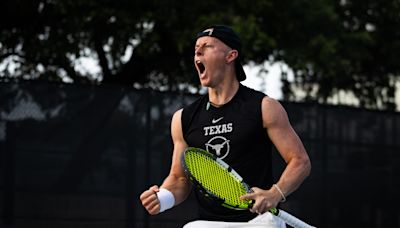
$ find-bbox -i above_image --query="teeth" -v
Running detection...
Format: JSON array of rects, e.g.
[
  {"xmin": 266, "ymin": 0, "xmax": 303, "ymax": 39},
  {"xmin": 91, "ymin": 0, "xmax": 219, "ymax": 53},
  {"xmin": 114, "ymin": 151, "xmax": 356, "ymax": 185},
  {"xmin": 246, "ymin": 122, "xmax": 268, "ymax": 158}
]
[{"xmin": 196, "ymin": 60, "xmax": 205, "ymax": 74}]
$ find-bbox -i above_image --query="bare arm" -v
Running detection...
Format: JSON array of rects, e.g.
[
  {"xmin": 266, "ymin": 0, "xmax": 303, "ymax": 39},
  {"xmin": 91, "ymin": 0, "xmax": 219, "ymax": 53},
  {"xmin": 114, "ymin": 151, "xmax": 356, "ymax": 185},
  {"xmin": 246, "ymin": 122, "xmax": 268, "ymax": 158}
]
[
  {"xmin": 263, "ymin": 97, "xmax": 311, "ymax": 197},
  {"xmin": 160, "ymin": 109, "xmax": 192, "ymax": 203},
  {"xmin": 140, "ymin": 109, "xmax": 192, "ymax": 214},
  {"xmin": 241, "ymin": 97, "xmax": 311, "ymax": 214}
]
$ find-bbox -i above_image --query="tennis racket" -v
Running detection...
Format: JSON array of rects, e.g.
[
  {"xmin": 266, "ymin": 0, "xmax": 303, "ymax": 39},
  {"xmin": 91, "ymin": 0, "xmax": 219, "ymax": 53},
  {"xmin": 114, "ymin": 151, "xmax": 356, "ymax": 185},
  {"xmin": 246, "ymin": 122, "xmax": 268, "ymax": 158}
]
[{"xmin": 181, "ymin": 147, "xmax": 316, "ymax": 228}]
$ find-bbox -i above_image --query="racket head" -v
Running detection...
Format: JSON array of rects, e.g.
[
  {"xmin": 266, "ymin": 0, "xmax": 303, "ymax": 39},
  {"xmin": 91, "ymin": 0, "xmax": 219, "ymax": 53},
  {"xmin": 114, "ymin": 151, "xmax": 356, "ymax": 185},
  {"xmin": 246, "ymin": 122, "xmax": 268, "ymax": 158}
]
[{"xmin": 181, "ymin": 147, "xmax": 253, "ymax": 210}]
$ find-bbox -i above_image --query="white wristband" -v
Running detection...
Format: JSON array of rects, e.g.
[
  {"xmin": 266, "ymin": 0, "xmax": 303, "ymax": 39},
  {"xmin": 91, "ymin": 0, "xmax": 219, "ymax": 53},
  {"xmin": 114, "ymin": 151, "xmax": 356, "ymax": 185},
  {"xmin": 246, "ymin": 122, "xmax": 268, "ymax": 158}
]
[{"xmin": 156, "ymin": 188, "xmax": 175, "ymax": 213}]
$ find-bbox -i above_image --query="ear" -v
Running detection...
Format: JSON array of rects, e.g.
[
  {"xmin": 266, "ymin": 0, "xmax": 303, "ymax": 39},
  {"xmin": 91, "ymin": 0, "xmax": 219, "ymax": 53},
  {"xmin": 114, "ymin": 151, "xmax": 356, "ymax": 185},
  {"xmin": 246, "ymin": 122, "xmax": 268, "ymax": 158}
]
[{"xmin": 225, "ymin": 50, "xmax": 239, "ymax": 64}]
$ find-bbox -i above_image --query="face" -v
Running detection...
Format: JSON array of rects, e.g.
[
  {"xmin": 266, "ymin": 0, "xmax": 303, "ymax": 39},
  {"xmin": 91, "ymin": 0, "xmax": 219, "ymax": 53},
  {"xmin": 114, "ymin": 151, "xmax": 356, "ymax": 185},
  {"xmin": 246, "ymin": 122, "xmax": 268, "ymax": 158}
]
[{"xmin": 194, "ymin": 36, "xmax": 233, "ymax": 87}]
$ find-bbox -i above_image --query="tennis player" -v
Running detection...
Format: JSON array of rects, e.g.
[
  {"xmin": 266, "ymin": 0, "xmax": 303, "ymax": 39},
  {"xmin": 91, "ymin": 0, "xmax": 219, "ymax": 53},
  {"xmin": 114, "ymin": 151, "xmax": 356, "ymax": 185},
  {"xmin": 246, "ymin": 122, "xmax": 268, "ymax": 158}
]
[{"xmin": 140, "ymin": 25, "xmax": 312, "ymax": 228}]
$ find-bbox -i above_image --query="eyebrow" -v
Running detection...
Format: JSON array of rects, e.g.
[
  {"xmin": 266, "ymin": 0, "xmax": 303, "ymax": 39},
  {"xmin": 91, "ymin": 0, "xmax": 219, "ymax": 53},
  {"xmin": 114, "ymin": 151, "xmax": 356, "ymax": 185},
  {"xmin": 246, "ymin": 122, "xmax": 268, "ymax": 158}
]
[{"xmin": 195, "ymin": 43, "xmax": 207, "ymax": 49}]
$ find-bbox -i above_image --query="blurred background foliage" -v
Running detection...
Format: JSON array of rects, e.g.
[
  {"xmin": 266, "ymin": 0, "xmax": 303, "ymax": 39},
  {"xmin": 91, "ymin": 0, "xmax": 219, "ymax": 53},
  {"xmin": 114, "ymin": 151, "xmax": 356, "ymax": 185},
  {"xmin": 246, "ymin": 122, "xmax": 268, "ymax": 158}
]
[{"xmin": 1, "ymin": 0, "xmax": 399, "ymax": 110}]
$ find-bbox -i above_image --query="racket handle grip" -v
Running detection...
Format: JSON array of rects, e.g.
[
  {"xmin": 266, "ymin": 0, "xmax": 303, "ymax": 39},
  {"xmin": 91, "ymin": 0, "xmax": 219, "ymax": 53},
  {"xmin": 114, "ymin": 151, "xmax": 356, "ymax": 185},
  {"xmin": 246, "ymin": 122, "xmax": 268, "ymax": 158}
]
[{"xmin": 277, "ymin": 209, "xmax": 316, "ymax": 228}]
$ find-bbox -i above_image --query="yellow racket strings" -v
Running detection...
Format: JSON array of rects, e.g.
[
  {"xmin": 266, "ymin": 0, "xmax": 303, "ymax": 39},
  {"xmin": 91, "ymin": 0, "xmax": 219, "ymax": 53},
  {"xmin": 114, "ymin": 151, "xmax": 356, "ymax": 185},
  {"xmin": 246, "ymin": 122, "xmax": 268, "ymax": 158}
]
[{"xmin": 185, "ymin": 150, "xmax": 249, "ymax": 208}]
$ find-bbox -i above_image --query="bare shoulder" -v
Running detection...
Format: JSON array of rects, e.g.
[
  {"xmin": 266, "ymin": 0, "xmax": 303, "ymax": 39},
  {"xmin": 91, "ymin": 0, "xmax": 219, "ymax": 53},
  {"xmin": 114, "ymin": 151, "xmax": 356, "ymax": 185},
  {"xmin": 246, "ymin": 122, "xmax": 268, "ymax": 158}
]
[
  {"xmin": 261, "ymin": 96, "xmax": 289, "ymax": 129},
  {"xmin": 171, "ymin": 108, "xmax": 184, "ymax": 141},
  {"xmin": 261, "ymin": 96, "xmax": 284, "ymax": 109},
  {"xmin": 172, "ymin": 108, "xmax": 183, "ymax": 123}
]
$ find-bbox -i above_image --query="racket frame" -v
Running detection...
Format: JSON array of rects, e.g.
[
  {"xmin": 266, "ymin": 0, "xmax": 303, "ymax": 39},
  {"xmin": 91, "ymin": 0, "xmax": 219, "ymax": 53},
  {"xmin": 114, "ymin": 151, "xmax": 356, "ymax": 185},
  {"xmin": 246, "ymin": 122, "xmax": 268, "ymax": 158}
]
[
  {"xmin": 181, "ymin": 147, "xmax": 253, "ymax": 210},
  {"xmin": 181, "ymin": 147, "xmax": 316, "ymax": 228}
]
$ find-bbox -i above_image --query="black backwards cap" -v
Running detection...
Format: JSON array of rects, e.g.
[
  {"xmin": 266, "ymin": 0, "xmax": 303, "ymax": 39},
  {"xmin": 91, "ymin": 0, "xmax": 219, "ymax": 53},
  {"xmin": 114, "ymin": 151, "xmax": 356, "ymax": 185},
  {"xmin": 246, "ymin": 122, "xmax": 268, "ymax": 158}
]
[{"xmin": 196, "ymin": 25, "xmax": 246, "ymax": 81}]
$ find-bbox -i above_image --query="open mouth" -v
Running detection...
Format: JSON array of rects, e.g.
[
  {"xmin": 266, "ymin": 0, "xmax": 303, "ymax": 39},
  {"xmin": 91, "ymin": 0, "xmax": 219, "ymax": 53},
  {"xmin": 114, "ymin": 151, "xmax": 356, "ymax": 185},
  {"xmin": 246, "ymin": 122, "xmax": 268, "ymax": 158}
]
[{"xmin": 195, "ymin": 60, "xmax": 205, "ymax": 74}]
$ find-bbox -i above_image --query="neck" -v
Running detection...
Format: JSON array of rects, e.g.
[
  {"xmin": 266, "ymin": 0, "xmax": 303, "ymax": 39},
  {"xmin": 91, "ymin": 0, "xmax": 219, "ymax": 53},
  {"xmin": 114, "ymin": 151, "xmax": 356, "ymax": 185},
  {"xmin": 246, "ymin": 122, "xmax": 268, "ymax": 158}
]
[{"xmin": 208, "ymin": 79, "xmax": 240, "ymax": 106}]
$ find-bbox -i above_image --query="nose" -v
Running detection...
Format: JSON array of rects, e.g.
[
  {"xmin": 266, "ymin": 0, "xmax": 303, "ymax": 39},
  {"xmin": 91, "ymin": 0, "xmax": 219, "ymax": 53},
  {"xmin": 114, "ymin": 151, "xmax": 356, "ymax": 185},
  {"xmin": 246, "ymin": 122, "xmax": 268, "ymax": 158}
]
[
  {"xmin": 195, "ymin": 48, "xmax": 202, "ymax": 56},
  {"xmin": 194, "ymin": 45, "xmax": 204, "ymax": 56}
]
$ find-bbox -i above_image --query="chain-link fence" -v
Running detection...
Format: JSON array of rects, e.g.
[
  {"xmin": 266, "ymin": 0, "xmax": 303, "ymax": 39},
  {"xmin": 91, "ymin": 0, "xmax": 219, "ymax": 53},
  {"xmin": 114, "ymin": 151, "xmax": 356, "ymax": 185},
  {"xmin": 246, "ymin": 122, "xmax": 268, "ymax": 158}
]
[{"xmin": 1, "ymin": 81, "xmax": 399, "ymax": 228}]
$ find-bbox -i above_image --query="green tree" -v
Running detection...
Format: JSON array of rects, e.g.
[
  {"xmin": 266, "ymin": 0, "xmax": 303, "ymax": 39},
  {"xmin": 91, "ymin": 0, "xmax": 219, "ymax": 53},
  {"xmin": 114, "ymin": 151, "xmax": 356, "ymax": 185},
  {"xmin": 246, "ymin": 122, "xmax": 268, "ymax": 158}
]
[
  {"xmin": 1, "ymin": 0, "xmax": 399, "ymax": 110},
  {"xmin": 275, "ymin": 0, "xmax": 400, "ymax": 110}
]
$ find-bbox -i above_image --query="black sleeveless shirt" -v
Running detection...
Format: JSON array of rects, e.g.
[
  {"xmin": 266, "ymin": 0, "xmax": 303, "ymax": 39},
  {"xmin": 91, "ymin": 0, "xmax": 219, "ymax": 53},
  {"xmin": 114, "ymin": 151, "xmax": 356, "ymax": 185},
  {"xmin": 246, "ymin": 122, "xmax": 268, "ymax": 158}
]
[{"xmin": 181, "ymin": 84, "xmax": 274, "ymax": 222}]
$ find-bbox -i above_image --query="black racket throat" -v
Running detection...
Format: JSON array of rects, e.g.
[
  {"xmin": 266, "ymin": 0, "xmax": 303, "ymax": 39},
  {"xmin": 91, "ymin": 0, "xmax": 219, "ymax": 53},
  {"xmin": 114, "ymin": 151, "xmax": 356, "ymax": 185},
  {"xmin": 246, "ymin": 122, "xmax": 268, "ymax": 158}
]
[
  {"xmin": 181, "ymin": 147, "xmax": 316, "ymax": 228},
  {"xmin": 182, "ymin": 147, "xmax": 254, "ymax": 210}
]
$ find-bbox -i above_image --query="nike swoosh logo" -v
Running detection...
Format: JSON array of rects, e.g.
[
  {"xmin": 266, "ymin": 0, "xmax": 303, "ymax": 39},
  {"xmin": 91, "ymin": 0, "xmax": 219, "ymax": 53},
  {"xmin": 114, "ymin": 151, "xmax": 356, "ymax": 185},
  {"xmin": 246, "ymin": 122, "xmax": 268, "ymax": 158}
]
[{"xmin": 212, "ymin": 117, "xmax": 224, "ymax": 124}]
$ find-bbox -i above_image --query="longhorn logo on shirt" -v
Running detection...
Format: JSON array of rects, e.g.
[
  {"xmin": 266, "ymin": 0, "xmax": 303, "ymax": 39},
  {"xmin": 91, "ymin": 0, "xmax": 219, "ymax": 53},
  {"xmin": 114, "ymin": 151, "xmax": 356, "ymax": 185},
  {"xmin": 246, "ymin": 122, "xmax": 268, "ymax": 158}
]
[{"xmin": 205, "ymin": 136, "xmax": 230, "ymax": 159}]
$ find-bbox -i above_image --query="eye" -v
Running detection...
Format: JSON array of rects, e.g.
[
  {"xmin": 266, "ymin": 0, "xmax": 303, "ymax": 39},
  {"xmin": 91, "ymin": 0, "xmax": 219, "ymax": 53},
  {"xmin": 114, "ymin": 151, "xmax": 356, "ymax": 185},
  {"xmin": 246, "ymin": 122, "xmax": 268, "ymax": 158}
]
[{"xmin": 194, "ymin": 43, "xmax": 211, "ymax": 53}]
